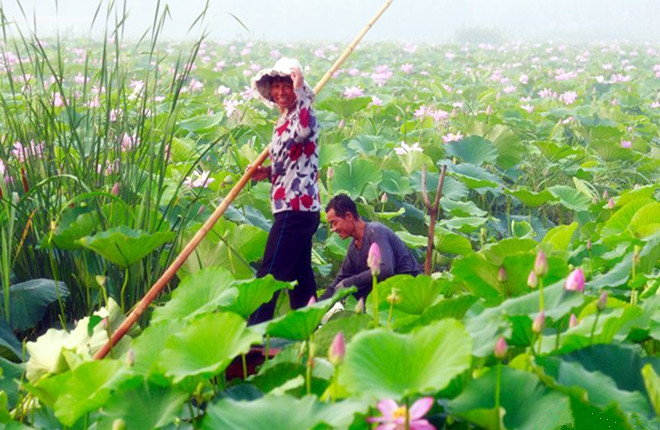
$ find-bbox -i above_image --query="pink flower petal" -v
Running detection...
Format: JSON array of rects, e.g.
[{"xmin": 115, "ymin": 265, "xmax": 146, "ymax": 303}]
[
  {"xmin": 410, "ymin": 419, "xmax": 437, "ymax": 430},
  {"xmin": 377, "ymin": 399, "xmax": 399, "ymax": 418},
  {"xmin": 409, "ymin": 397, "xmax": 434, "ymax": 419}
]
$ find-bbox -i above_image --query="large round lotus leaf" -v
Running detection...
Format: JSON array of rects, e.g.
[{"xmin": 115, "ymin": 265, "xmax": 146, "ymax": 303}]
[
  {"xmin": 447, "ymin": 163, "xmax": 500, "ymax": 189},
  {"xmin": 33, "ymin": 359, "xmax": 132, "ymax": 426},
  {"xmin": 542, "ymin": 222, "xmax": 578, "ymax": 251},
  {"xmin": 548, "ymin": 185, "xmax": 592, "ymax": 212},
  {"xmin": 77, "ymin": 226, "xmax": 175, "ymax": 268},
  {"xmin": 265, "ymin": 288, "xmax": 353, "ymax": 341},
  {"xmin": 201, "ymin": 395, "xmax": 368, "ymax": 430},
  {"xmin": 434, "ymin": 228, "xmax": 473, "ymax": 255},
  {"xmin": 0, "ymin": 279, "xmax": 69, "ymax": 332},
  {"xmin": 157, "ymin": 312, "xmax": 260, "ymax": 383},
  {"xmin": 0, "ymin": 317, "xmax": 22, "ymax": 361},
  {"xmin": 444, "ymin": 136, "xmax": 498, "ymax": 166},
  {"xmin": 48, "ymin": 206, "xmax": 98, "ymax": 250},
  {"xmin": 221, "ymin": 275, "xmax": 293, "ymax": 319},
  {"xmin": 537, "ymin": 355, "xmax": 652, "ymax": 417},
  {"xmin": 0, "ymin": 358, "xmax": 24, "ymax": 408},
  {"xmin": 448, "ymin": 366, "xmax": 573, "ymax": 430},
  {"xmin": 506, "ymin": 188, "xmax": 558, "ymax": 208},
  {"xmin": 372, "ymin": 275, "xmax": 444, "ymax": 315},
  {"xmin": 331, "ymin": 159, "xmax": 382, "ymax": 200},
  {"xmin": 150, "ymin": 267, "xmax": 237, "ymax": 324},
  {"xmin": 339, "ymin": 319, "xmax": 472, "ymax": 398},
  {"xmin": 629, "ymin": 202, "xmax": 660, "ymax": 238},
  {"xmin": 601, "ymin": 199, "xmax": 653, "ymax": 238},
  {"xmin": 129, "ymin": 319, "xmax": 180, "ymax": 381},
  {"xmin": 96, "ymin": 382, "xmax": 188, "ymax": 430}
]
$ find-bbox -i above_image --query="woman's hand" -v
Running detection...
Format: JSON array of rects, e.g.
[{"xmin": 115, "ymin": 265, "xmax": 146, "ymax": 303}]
[
  {"xmin": 248, "ymin": 165, "xmax": 271, "ymax": 181},
  {"xmin": 290, "ymin": 67, "xmax": 304, "ymax": 89}
]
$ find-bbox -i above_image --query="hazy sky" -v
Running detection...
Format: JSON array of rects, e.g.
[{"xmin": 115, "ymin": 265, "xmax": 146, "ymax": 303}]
[{"xmin": 1, "ymin": 0, "xmax": 659, "ymax": 42}]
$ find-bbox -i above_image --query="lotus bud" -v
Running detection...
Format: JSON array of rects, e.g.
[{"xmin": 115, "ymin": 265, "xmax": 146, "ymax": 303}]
[
  {"xmin": 565, "ymin": 268, "xmax": 585, "ymax": 292},
  {"xmin": 354, "ymin": 298, "xmax": 365, "ymax": 314},
  {"xmin": 125, "ymin": 349, "xmax": 135, "ymax": 367},
  {"xmin": 307, "ymin": 296, "xmax": 317, "ymax": 306},
  {"xmin": 592, "ymin": 196, "xmax": 599, "ymax": 205},
  {"xmin": 532, "ymin": 311, "xmax": 545, "ymax": 334},
  {"xmin": 381, "ymin": 193, "xmax": 388, "ymax": 204},
  {"xmin": 569, "ymin": 313, "xmax": 578, "ymax": 328},
  {"xmin": 596, "ymin": 291, "xmax": 608, "ymax": 312},
  {"xmin": 498, "ymin": 266, "xmax": 508, "ymax": 283},
  {"xmin": 586, "ymin": 239, "xmax": 592, "ymax": 251},
  {"xmin": 607, "ymin": 198, "xmax": 615, "ymax": 209},
  {"xmin": 485, "ymin": 105, "xmax": 493, "ymax": 115},
  {"xmin": 327, "ymin": 166, "xmax": 334, "ymax": 180},
  {"xmin": 197, "ymin": 205, "xmax": 206, "ymax": 215},
  {"xmin": 111, "ymin": 182, "xmax": 120, "ymax": 196},
  {"xmin": 338, "ymin": 119, "xmax": 345, "ymax": 129},
  {"xmin": 367, "ymin": 242, "xmax": 381, "ymax": 277},
  {"xmin": 328, "ymin": 331, "xmax": 345, "ymax": 366},
  {"xmin": 386, "ymin": 288, "xmax": 401, "ymax": 305},
  {"xmin": 602, "ymin": 190, "xmax": 609, "ymax": 199},
  {"xmin": 527, "ymin": 270, "xmax": 538, "ymax": 289},
  {"xmin": 95, "ymin": 275, "xmax": 107, "ymax": 288},
  {"xmin": 534, "ymin": 250, "xmax": 548, "ymax": 277},
  {"xmin": 494, "ymin": 336, "xmax": 508, "ymax": 360}
]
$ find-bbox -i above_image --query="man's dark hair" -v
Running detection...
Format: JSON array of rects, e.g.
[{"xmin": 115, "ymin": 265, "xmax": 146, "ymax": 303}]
[{"xmin": 326, "ymin": 194, "xmax": 359, "ymax": 219}]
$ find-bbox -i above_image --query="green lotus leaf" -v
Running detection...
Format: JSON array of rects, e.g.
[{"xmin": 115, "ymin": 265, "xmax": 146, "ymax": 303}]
[
  {"xmin": 317, "ymin": 96, "xmax": 371, "ymax": 117},
  {"xmin": 202, "ymin": 395, "xmax": 368, "ymax": 430},
  {"xmin": 157, "ymin": 312, "xmax": 260, "ymax": 383},
  {"xmin": 601, "ymin": 199, "xmax": 653, "ymax": 238},
  {"xmin": 511, "ymin": 219, "xmax": 535, "ymax": 238},
  {"xmin": 448, "ymin": 163, "xmax": 500, "ymax": 189},
  {"xmin": 587, "ymin": 254, "xmax": 633, "ymax": 289},
  {"xmin": 448, "ymin": 366, "xmax": 573, "ymax": 430},
  {"xmin": 444, "ymin": 135, "xmax": 498, "ymax": 166},
  {"xmin": 465, "ymin": 280, "xmax": 583, "ymax": 357},
  {"xmin": 47, "ymin": 206, "xmax": 98, "ymax": 250},
  {"xmin": 373, "ymin": 275, "xmax": 444, "ymax": 315},
  {"xmin": 339, "ymin": 319, "xmax": 472, "ymax": 398},
  {"xmin": 434, "ymin": 228, "xmax": 473, "ymax": 255},
  {"xmin": 642, "ymin": 364, "xmax": 660, "ymax": 417},
  {"xmin": 441, "ymin": 197, "xmax": 487, "ymax": 217},
  {"xmin": 629, "ymin": 202, "xmax": 660, "ymax": 238},
  {"xmin": 178, "ymin": 113, "xmax": 223, "ymax": 132},
  {"xmin": 538, "ymin": 355, "xmax": 652, "ymax": 417},
  {"xmin": 379, "ymin": 169, "xmax": 413, "ymax": 196},
  {"xmin": 0, "ymin": 279, "xmax": 70, "ymax": 332},
  {"xmin": 150, "ymin": 267, "xmax": 238, "ymax": 324},
  {"xmin": 548, "ymin": 185, "xmax": 592, "ymax": 212},
  {"xmin": 0, "ymin": 314, "xmax": 25, "ymax": 361},
  {"xmin": 313, "ymin": 313, "xmax": 372, "ymax": 360},
  {"xmin": 507, "ymin": 188, "xmax": 558, "ymax": 207},
  {"xmin": 397, "ymin": 294, "xmax": 479, "ymax": 333},
  {"xmin": 410, "ymin": 173, "xmax": 469, "ymax": 201},
  {"xmin": 331, "ymin": 159, "xmax": 382, "ymax": 200},
  {"xmin": 483, "ymin": 238, "xmax": 538, "ymax": 265},
  {"xmin": 33, "ymin": 359, "xmax": 132, "ymax": 426},
  {"xmin": 395, "ymin": 231, "xmax": 427, "ymax": 248},
  {"xmin": 266, "ymin": 288, "xmax": 354, "ymax": 341},
  {"xmin": 222, "ymin": 275, "xmax": 293, "ymax": 319},
  {"xmin": 0, "ymin": 358, "xmax": 24, "ymax": 409},
  {"xmin": 439, "ymin": 216, "xmax": 488, "ymax": 233},
  {"xmin": 96, "ymin": 381, "xmax": 188, "ymax": 430},
  {"xmin": 542, "ymin": 222, "xmax": 578, "ymax": 251},
  {"xmin": 616, "ymin": 184, "xmax": 659, "ymax": 207},
  {"xmin": 319, "ymin": 143, "xmax": 348, "ymax": 167},
  {"xmin": 130, "ymin": 319, "xmax": 180, "ymax": 381},
  {"xmin": 180, "ymin": 219, "xmax": 267, "ymax": 279},
  {"xmin": 77, "ymin": 226, "xmax": 175, "ymax": 268}
]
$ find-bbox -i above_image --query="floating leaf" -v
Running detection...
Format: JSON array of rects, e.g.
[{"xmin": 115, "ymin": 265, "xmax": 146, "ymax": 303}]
[
  {"xmin": 77, "ymin": 226, "xmax": 175, "ymax": 268},
  {"xmin": 339, "ymin": 319, "xmax": 472, "ymax": 398}
]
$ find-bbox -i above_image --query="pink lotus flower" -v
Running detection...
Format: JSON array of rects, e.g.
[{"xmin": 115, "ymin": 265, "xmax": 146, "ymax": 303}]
[
  {"xmin": 569, "ymin": 314, "xmax": 578, "ymax": 328},
  {"xmin": 564, "ymin": 268, "xmax": 585, "ymax": 292},
  {"xmin": 184, "ymin": 170, "xmax": 215, "ymax": 188},
  {"xmin": 442, "ymin": 131, "xmax": 463, "ymax": 143},
  {"xmin": 558, "ymin": 91, "xmax": 578, "ymax": 105},
  {"xmin": 394, "ymin": 142, "xmax": 423, "ymax": 155},
  {"xmin": 521, "ymin": 104, "xmax": 534, "ymax": 113},
  {"xmin": 371, "ymin": 96, "xmax": 383, "ymax": 106},
  {"xmin": 367, "ymin": 397, "xmax": 436, "ymax": 430},
  {"xmin": 367, "ymin": 242, "xmax": 381, "ymax": 276},
  {"xmin": 621, "ymin": 140, "xmax": 632, "ymax": 149},
  {"xmin": 343, "ymin": 86, "xmax": 364, "ymax": 99}
]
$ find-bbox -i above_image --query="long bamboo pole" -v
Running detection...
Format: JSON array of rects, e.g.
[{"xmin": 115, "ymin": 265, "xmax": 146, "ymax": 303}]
[{"xmin": 94, "ymin": 0, "xmax": 394, "ymax": 360}]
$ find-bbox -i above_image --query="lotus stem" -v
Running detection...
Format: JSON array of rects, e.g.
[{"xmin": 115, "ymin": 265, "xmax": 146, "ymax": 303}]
[
  {"xmin": 495, "ymin": 363, "xmax": 502, "ymax": 430},
  {"xmin": 372, "ymin": 275, "xmax": 379, "ymax": 327}
]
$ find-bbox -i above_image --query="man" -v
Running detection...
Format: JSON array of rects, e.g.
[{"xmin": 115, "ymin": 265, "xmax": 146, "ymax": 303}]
[
  {"xmin": 247, "ymin": 58, "xmax": 321, "ymax": 324},
  {"xmin": 323, "ymin": 194, "xmax": 422, "ymax": 300}
]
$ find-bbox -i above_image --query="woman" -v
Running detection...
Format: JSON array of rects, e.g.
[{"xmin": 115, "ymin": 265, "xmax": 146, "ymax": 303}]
[{"xmin": 248, "ymin": 58, "xmax": 321, "ymax": 324}]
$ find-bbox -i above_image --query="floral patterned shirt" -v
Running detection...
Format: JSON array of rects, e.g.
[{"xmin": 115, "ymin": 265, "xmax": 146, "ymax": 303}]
[{"xmin": 269, "ymin": 87, "xmax": 321, "ymax": 214}]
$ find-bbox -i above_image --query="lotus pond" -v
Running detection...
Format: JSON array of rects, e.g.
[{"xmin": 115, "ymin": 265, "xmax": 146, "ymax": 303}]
[{"xmin": 0, "ymin": 7, "xmax": 659, "ymax": 430}]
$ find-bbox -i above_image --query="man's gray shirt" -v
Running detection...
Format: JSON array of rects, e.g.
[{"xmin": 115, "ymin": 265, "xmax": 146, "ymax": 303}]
[{"xmin": 326, "ymin": 222, "xmax": 422, "ymax": 299}]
